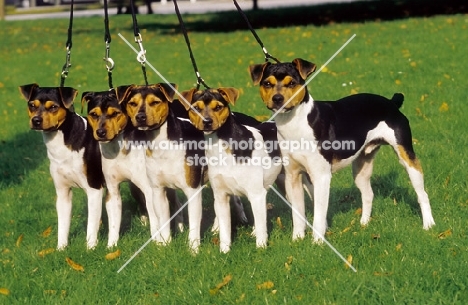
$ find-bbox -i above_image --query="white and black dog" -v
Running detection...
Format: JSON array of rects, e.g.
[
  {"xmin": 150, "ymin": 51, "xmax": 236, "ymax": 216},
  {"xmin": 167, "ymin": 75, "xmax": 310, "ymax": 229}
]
[
  {"xmin": 249, "ymin": 58, "xmax": 435, "ymax": 242},
  {"xmin": 181, "ymin": 87, "xmax": 284, "ymax": 252},
  {"xmin": 19, "ymin": 83, "xmax": 104, "ymax": 250}
]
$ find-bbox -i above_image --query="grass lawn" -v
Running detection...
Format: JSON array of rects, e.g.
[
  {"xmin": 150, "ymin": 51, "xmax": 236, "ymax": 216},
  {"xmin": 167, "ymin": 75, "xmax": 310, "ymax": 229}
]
[{"xmin": 1, "ymin": 3, "xmax": 467, "ymax": 304}]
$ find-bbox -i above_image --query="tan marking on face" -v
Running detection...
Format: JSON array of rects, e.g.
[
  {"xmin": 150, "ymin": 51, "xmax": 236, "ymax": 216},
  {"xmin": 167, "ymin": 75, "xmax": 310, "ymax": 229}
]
[
  {"xmin": 87, "ymin": 106, "xmax": 127, "ymax": 141},
  {"xmin": 397, "ymin": 145, "xmax": 423, "ymax": 172},
  {"xmin": 144, "ymin": 94, "xmax": 169, "ymax": 128},
  {"xmin": 28, "ymin": 99, "xmax": 67, "ymax": 130},
  {"xmin": 125, "ymin": 93, "xmax": 169, "ymax": 129},
  {"xmin": 259, "ymin": 75, "xmax": 306, "ymax": 111},
  {"xmin": 125, "ymin": 93, "xmax": 144, "ymax": 127},
  {"xmin": 188, "ymin": 100, "xmax": 230, "ymax": 132}
]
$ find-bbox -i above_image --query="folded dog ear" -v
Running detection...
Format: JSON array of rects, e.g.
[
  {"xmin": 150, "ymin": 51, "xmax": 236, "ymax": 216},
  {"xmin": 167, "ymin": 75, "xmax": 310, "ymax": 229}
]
[
  {"xmin": 180, "ymin": 88, "xmax": 198, "ymax": 111},
  {"xmin": 292, "ymin": 58, "xmax": 316, "ymax": 80},
  {"xmin": 157, "ymin": 83, "xmax": 178, "ymax": 103},
  {"xmin": 18, "ymin": 83, "xmax": 39, "ymax": 101},
  {"xmin": 249, "ymin": 62, "xmax": 270, "ymax": 86},
  {"xmin": 58, "ymin": 87, "xmax": 78, "ymax": 110},
  {"xmin": 115, "ymin": 85, "xmax": 135, "ymax": 104},
  {"xmin": 218, "ymin": 87, "xmax": 239, "ymax": 106}
]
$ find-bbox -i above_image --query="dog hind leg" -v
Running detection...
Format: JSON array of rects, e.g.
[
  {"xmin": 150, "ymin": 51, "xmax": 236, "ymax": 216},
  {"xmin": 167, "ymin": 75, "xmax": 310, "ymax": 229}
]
[
  {"xmin": 352, "ymin": 148, "xmax": 380, "ymax": 226},
  {"xmin": 393, "ymin": 144, "xmax": 435, "ymax": 229},
  {"xmin": 213, "ymin": 192, "xmax": 231, "ymax": 253}
]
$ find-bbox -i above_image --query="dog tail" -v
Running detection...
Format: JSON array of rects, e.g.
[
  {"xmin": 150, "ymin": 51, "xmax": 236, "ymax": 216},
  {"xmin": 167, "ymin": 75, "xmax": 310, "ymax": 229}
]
[{"xmin": 391, "ymin": 93, "xmax": 404, "ymax": 108}]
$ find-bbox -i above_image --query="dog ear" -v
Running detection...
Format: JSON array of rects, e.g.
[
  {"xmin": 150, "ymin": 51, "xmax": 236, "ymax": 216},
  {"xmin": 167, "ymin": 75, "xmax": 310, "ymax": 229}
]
[
  {"xmin": 292, "ymin": 58, "xmax": 316, "ymax": 80},
  {"xmin": 115, "ymin": 85, "xmax": 135, "ymax": 104},
  {"xmin": 218, "ymin": 87, "xmax": 239, "ymax": 106},
  {"xmin": 179, "ymin": 88, "xmax": 198, "ymax": 111},
  {"xmin": 157, "ymin": 83, "xmax": 178, "ymax": 103},
  {"xmin": 18, "ymin": 83, "xmax": 39, "ymax": 101},
  {"xmin": 249, "ymin": 63, "xmax": 270, "ymax": 86},
  {"xmin": 58, "ymin": 87, "xmax": 78, "ymax": 110}
]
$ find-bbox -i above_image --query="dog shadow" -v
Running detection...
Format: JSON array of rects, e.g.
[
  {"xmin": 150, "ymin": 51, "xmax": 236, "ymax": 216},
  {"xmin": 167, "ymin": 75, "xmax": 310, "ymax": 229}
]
[
  {"xmin": 265, "ymin": 170, "xmax": 423, "ymax": 233},
  {"xmin": 0, "ymin": 131, "xmax": 46, "ymax": 189},
  {"xmin": 139, "ymin": 0, "xmax": 467, "ymax": 34}
]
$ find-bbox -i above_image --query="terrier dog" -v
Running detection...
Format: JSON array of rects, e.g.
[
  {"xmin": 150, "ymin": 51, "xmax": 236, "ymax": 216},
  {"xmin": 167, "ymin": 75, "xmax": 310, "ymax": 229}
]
[
  {"xmin": 82, "ymin": 89, "xmax": 176, "ymax": 247},
  {"xmin": 181, "ymin": 87, "xmax": 284, "ymax": 252},
  {"xmin": 18, "ymin": 83, "xmax": 104, "ymax": 250},
  {"xmin": 249, "ymin": 58, "xmax": 435, "ymax": 243},
  {"xmin": 117, "ymin": 83, "xmax": 206, "ymax": 253}
]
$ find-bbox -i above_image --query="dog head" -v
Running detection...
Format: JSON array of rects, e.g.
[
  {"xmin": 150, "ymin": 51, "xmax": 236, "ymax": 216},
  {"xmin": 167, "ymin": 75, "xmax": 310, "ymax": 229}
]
[
  {"xmin": 18, "ymin": 83, "xmax": 78, "ymax": 131},
  {"xmin": 82, "ymin": 89, "xmax": 127, "ymax": 142},
  {"xmin": 116, "ymin": 83, "xmax": 177, "ymax": 130},
  {"xmin": 249, "ymin": 58, "xmax": 316, "ymax": 112},
  {"xmin": 180, "ymin": 87, "xmax": 239, "ymax": 133}
]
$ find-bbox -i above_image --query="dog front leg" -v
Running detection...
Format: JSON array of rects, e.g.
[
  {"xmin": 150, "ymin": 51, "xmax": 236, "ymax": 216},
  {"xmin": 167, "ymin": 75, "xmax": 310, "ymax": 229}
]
[
  {"xmin": 105, "ymin": 184, "xmax": 122, "ymax": 248},
  {"xmin": 184, "ymin": 188, "xmax": 203, "ymax": 254},
  {"xmin": 213, "ymin": 192, "xmax": 231, "ymax": 253},
  {"xmin": 284, "ymin": 166, "xmax": 306, "ymax": 240},
  {"xmin": 310, "ymin": 170, "xmax": 331, "ymax": 243},
  {"xmin": 85, "ymin": 187, "xmax": 103, "ymax": 249},
  {"xmin": 248, "ymin": 189, "xmax": 268, "ymax": 249},
  {"xmin": 152, "ymin": 187, "xmax": 171, "ymax": 245},
  {"xmin": 55, "ymin": 186, "xmax": 72, "ymax": 250}
]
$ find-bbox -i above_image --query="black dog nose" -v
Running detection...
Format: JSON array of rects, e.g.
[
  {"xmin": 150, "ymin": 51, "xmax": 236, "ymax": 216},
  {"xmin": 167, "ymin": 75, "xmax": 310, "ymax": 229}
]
[
  {"xmin": 203, "ymin": 117, "xmax": 213, "ymax": 128},
  {"xmin": 96, "ymin": 128, "xmax": 107, "ymax": 138},
  {"xmin": 272, "ymin": 94, "xmax": 284, "ymax": 105},
  {"xmin": 32, "ymin": 116, "xmax": 42, "ymax": 127},
  {"xmin": 136, "ymin": 113, "xmax": 146, "ymax": 123}
]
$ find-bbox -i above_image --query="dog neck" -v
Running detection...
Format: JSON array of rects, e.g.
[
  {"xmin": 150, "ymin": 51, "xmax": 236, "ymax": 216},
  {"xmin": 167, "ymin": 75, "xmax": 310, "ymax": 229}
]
[{"xmin": 213, "ymin": 113, "xmax": 255, "ymax": 159}]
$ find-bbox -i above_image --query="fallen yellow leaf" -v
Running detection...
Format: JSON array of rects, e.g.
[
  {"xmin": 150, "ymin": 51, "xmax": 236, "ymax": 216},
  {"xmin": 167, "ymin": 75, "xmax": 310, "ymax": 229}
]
[
  {"xmin": 341, "ymin": 227, "xmax": 352, "ymax": 233},
  {"xmin": 66, "ymin": 257, "xmax": 84, "ymax": 272},
  {"xmin": 0, "ymin": 288, "xmax": 10, "ymax": 295},
  {"xmin": 42, "ymin": 226, "xmax": 52, "ymax": 238},
  {"xmin": 105, "ymin": 249, "xmax": 121, "ymax": 260},
  {"xmin": 354, "ymin": 208, "xmax": 362, "ymax": 215},
  {"xmin": 345, "ymin": 255, "xmax": 353, "ymax": 269},
  {"xmin": 209, "ymin": 274, "xmax": 232, "ymax": 295},
  {"xmin": 256, "ymin": 281, "xmax": 274, "ymax": 290},
  {"xmin": 38, "ymin": 248, "xmax": 55, "ymax": 258},
  {"xmin": 438, "ymin": 229, "xmax": 452, "ymax": 239},
  {"xmin": 16, "ymin": 234, "xmax": 24, "ymax": 247},
  {"xmin": 396, "ymin": 243, "xmax": 403, "ymax": 251},
  {"xmin": 276, "ymin": 217, "xmax": 284, "ymax": 229},
  {"xmin": 439, "ymin": 102, "xmax": 449, "ymax": 112}
]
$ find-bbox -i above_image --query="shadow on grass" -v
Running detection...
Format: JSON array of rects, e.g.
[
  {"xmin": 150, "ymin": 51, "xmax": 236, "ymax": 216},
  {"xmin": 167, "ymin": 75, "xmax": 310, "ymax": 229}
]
[
  {"xmin": 139, "ymin": 0, "xmax": 468, "ymax": 34},
  {"xmin": 0, "ymin": 131, "xmax": 46, "ymax": 189}
]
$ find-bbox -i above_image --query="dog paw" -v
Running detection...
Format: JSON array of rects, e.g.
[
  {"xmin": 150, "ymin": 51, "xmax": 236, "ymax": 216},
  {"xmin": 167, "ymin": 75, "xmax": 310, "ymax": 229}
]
[
  {"xmin": 211, "ymin": 217, "xmax": 220, "ymax": 233},
  {"xmin": 56, "ymin": 244, "xmax": 67, "ymax": 251},
  {"xmin": 292, "ymin": 231, "xmax": 305, "ymax": 241},
  {"xmin": 423, "ymin": 217, "xmax": 436, "ymax": 230}
]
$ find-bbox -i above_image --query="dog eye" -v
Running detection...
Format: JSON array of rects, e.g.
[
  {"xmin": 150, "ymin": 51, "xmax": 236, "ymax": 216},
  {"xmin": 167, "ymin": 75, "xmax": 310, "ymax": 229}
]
[
  {"xmin": 287, "ymin": 81, "xmax": 297, "ymax": 88},
  {"xmin": 28, "ymin": 101, "xmax": 37, "ymax": 109},
  {"xmin": 262, "ymin": 81, "xmax": 272, "ymax": 88},
  {"xmin": 214, "ymin": 105, "xmax": 224, "ymax": 111},
  {"xmin": 149, "ymin": 101, "xmax": 161, "ymax": 106},
  {"xmin": 128, "ymin": 101, "xmax": 138, "ymax": 107},
  {"xmin": 192, "ymin": 105, "xmax": 201, "ymax": 112},
  {"xmin": 109, "ymin": 112, "xmax": 120, "ymax": 118},
  {"xmin": 89, "ymin": 112, "xmax": 99, "ymax": 119},
  {"xmin": 50, "ymin": 105, "xmax": 59, "ymax": 111}
]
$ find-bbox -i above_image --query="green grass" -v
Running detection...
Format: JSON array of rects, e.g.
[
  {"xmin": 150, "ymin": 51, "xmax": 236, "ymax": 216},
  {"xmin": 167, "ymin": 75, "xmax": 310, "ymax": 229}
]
[{"xmin": 1, "ymin": 5, "xmax": 468, "ymax": 304}]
